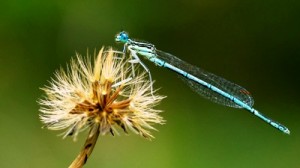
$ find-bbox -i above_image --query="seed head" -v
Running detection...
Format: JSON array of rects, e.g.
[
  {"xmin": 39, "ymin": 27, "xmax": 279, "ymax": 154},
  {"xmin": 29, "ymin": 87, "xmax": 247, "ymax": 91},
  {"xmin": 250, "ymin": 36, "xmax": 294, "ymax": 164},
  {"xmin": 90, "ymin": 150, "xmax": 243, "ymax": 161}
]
[{"xmin": 39, "ymin": 47, "xmax": 165, "ymax": 140}]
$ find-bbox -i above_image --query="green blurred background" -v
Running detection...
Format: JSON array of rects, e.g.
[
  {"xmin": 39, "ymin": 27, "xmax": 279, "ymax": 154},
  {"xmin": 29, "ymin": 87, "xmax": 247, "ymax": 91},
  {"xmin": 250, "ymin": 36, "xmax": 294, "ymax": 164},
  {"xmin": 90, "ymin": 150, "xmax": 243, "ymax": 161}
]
[{"xmin": 1, "ymin": 0, "xmax": 299, "ymax": 167}]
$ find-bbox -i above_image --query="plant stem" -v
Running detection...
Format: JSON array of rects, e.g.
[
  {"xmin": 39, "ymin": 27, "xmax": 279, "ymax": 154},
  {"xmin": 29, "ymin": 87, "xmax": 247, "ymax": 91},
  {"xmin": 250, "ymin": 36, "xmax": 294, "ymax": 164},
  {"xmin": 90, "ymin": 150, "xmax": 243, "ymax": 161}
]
[{"xmin": 69, "ymin": 125, "xmax": 100, "ymax": 168}]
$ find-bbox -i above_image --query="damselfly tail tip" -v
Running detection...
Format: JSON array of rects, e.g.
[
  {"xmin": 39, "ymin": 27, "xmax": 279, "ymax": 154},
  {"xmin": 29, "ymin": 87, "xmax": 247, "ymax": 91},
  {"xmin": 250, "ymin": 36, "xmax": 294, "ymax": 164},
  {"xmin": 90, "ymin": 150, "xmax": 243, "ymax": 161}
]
[
  {"xmin": 279, "ymin": 125, "xmax": 290, "ymax": 135},
  {"xmin": 270, "ymin": 121, "xmax": 290, "ymax": 135},
  {"xmin": 283, "ymin": 128, "xmax": 290, "ymax": 135}
]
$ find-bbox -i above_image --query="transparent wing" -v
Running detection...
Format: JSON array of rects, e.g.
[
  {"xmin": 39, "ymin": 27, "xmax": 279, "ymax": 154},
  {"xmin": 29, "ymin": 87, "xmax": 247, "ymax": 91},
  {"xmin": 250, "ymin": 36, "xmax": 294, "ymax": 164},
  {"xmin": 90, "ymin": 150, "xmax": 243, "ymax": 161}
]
[{"xmin": 156, "ymin": 50, "xmax": 254, "ymax": 108}]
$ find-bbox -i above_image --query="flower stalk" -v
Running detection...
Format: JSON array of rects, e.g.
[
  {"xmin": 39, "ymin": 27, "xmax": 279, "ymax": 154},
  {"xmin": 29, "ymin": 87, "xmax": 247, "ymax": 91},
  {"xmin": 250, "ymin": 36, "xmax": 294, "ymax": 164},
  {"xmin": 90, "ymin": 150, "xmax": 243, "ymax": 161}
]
[{"xmin": 68, "ymin": 124, "xmax": 100, "ymax": 168}]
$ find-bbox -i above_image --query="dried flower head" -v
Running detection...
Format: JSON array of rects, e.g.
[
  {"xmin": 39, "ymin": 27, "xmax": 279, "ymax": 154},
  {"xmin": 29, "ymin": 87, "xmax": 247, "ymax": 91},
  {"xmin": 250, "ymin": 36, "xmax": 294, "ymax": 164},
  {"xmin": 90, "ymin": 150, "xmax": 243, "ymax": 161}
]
[
  {"xmin": 39, "ymin": 47, "xmax": 165, "ymax": 139},
  {"xmin": 38, "ymin": 47, "xmax": 165, "ymax": 167}
]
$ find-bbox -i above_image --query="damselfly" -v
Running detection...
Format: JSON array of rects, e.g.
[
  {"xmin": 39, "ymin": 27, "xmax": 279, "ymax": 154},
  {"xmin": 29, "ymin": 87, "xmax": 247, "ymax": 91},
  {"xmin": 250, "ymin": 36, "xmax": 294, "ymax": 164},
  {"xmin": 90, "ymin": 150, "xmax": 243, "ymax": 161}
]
[{"xmin": 115, "ymin": 31, "xmax": 290, "ymax": 134}]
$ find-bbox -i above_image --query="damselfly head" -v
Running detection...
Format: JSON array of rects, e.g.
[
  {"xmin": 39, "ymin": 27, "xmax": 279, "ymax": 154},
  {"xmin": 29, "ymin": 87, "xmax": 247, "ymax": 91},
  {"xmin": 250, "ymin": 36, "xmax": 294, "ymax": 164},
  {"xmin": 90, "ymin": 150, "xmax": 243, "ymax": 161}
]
[{"xmin": 115, "ymin": 31, "xmax": 129, "ymax": 43}]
